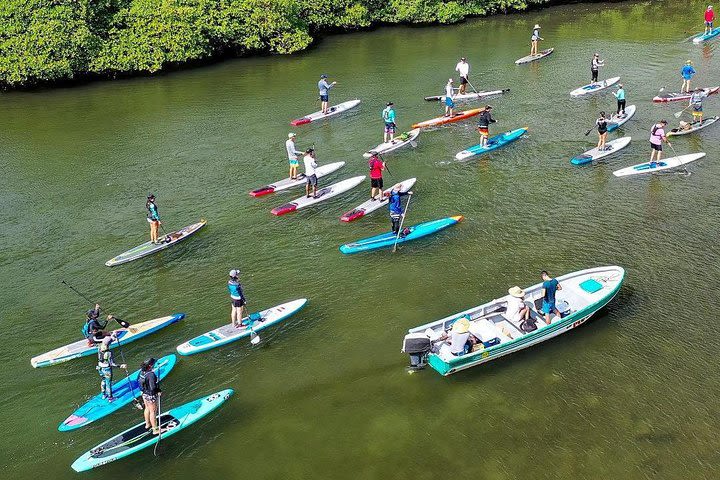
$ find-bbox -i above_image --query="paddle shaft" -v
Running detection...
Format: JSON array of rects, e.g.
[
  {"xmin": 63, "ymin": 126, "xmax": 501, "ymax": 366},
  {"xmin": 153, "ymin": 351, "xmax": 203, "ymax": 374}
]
[
  {"xmin": 114, "ymin": 339, "xmax": 143, "ymax": 409},
  {"xmin": 674, "ymin": 104, "xmax": 692, "ymax": 118},
  {"xmin": 466, "ymin": 78, "xmax": 479, "ymax": 95},
  {"xmin": 154, "ymin": 393, "xmax": 162, "ymax": 456},
  {"xmin": 61, "ymin": 280, "xmax": 130, "ymax": 328},
  {"xmin": 392, "ymin": 194, "xmax": 412, "ymax": 253}
]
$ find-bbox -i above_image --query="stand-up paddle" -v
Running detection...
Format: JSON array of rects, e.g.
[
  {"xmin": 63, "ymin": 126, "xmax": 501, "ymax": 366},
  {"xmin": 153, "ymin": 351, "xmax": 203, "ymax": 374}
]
[
  {"xmin": 61, "ymin": 280, "xmax": 131, "ymax": 328},
  {"xmin": 674, "ymin": 104, "xmax": 692, "ymax": 118},
  {"xmin": 392, "ymin": 194, "xmax": 412, "ymax": 253}
]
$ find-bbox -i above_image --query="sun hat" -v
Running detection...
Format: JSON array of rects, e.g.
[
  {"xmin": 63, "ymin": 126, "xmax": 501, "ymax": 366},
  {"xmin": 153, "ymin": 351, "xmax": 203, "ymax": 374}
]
[
  {"xmin": 534, "ymin": 24, "xmax": 541, "ymax": 29},
  {"xmin": 229, "ymin": 269, "xmax": 240, "ymax": 278},
  {"xmin": 288, "ymin": 132, "xmax": 296, "ymax": 138},
  {"xmin": 452, "ymin": 318, "xmax": 470, "ymax": 334},
  {"xmin": 448, "ymin": 78, "xmax": 454, "ymax": 82},
  {"xmin": 387, "ymin": 102, "xmax": 394, "ymax": 106},
  {"xmin": 320, "ymin": 74, "xmax": 328, "ymax": 78},
  {"xmin": 508, "ymin": 286, "xmax": 525, "ymax": 298},
  {"xmin": 686, "ymin": 60, "xmax": 693, "ymax": 64}
]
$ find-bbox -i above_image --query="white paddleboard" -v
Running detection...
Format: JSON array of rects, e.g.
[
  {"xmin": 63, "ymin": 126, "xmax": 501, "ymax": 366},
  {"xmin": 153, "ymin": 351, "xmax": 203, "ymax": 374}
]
[
  {"xmin": 571, "ymin": 137, "xmax": 631, "ymax": 165},
  {"xmin": 290, "ymin": 100, "xmax": 361, "ymax": 126},
  {"xmin": 570, "ymin": 77, "xmax": 621, "ymax": 97},
  {"xmin": 271, "ymin": 175, "xmax": 365, "ymax": 215},
  {"xmin": 612, "ymin": 153, "xmax": 706, "ymax": 177},
  {"xmin": 667, "ymin": 116, "xmax": 720, "ymax": 137},
  {"xmin": 249, "ymin": 162, "xmax": 345, "ymax": 197},
  {"xmin": 340, "ymin": 178, "xmax": 416, "ymax": 222},
  {"xmin": 363, "ymin": 129, "xmax": 420, "ymax": 158}
]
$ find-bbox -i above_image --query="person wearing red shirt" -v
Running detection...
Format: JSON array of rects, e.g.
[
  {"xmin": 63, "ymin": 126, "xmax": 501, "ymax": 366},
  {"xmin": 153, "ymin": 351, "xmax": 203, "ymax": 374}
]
[
  {"xmin": 705, "ymin": 6, "xmax": 715, "ymax": 35},
  {"xmin": 368, "ymin": 153, "xmax": 385, "ymax": 201}
]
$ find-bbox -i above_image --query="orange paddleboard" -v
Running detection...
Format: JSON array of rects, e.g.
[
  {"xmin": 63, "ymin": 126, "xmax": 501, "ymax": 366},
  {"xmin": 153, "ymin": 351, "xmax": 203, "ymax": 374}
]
[{"xmin": 412, "ymin": 108, "xmax": 483, "ymax": 129}]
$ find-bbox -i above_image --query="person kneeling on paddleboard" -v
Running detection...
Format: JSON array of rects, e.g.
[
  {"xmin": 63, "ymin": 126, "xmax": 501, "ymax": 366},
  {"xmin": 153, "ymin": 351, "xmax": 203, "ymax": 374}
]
[
  {"xmin": 228, "ymin": 269, "xmax": 247, "ymax": 329},
  {"xmin": 705, "ymin": 6, "xmax": 715, "ymax": 35},
  {"xmin": 596, "ymin": 111, "xmax": 609, "ymax": 151},
  {"xmin": 368, "ymin": 153, "xmax": 385, "ymax": 201},
  {"xmin": 591, "ymin": 53, "xmax": 605, "ymax": 84},
  {"xmin": 681, "ymin": 61, "xmax": 696, "ymax": 93},
  {"xmin": 318, "ymin": 74, "xmax": 336, "ymax": 115},
  {"xmin": 382, "ymin": 102, "xmax": 396, "ymax": 143},
  {"xmin": 139, "ymin": 358, "xmax": 162, "ymax": 435},
  {"xmin": 530, "ymin": 24, "xmax": 543, "ymax": 56},
  {"xmin": 477, "ymin": 105, "xmax": 496, "ymax": 147},
  {"xmin": 649, "ymin": 120, "xmax": 671, "ymax": 166},
  {"xmin": 444, "ymin": 79, "xmax": 455, "ymax": 117},
  {"xmin": 96, "ymin": 334, "xmax": 126, "ymax": 402},
  {"xmin": 303, "ymin": 148, "xmax": 319, "ymax": 199},
  {"xmin": 388, "ymin": 185, "xmax": 413, "ymax": 236},
  {"xmin": 690, "ymin": 88, "xmax": 707, "ymax": 123}
]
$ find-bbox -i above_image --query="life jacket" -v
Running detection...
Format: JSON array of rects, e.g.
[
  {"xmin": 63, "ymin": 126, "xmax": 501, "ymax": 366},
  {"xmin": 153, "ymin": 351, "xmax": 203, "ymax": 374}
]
[{"xmin": 139, "ymin": 370, "xmax": 158, "ymax": 395}]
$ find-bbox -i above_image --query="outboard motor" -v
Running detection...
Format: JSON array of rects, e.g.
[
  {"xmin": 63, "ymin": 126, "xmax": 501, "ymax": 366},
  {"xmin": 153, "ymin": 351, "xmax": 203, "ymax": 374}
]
[{"xmin": 402, "ymin": 332, "xmax": 432, "ymax": 370}]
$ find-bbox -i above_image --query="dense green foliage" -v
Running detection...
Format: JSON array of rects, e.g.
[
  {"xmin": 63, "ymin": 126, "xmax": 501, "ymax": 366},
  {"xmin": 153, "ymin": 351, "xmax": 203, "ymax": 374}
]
[{"xmin": 0, "ymin": 0, "xmax": 549, "ymax": 89}]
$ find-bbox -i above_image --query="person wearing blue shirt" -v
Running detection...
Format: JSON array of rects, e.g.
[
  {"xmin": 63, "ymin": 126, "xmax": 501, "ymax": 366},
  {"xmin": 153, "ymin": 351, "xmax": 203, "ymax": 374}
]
[
  {"xmin": 388, "ymin": 185, "xmax": 413, "ymax": 236},
  {"xmin": 681, "ymin": 61, "xmax": 696, "ymax": 93},
  {"xmin": 382, "ymin": 102, "xmax": 396, "ymax": 143},
  {"xmin": 227, "ymin": 269, "xmax": 247, "ymax": 328},
  {"xmin": 540, "ymin": 271, "xmax": 562, "ymax": 325},
  {"xmin": 318, "ymin": 74, "xmax": 336, "ymax": 114},
  {"xmin": 613, "ymin": 84, "xmax": 626, "ymax": 116}
]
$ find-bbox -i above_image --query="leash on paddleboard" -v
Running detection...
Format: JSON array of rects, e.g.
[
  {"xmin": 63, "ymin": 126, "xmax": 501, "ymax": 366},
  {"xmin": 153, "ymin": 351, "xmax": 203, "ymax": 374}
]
[
  {"xmin": 392, "ymin": 193, "xmax": 412, "ymax": 253},
  {"xmin": 61, "ymin": 280, "xmax": 131, "ymax": 328}
]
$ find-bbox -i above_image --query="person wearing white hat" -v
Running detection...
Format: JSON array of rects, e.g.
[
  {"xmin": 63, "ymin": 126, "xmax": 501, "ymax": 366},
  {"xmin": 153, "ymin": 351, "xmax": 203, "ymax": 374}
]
[
  {"xmin": 286, "ymin": 132, "xmax": 303, "ymax": 180},
  {"xmin": 530, "ymin": 24, "xmax": 543, "ymax": 56},
  {"xmin": 228, "ymin": 269, "xmax": 247, "ymax": 328},
  {"xmin": 506, "ymin": 286, "xmax": 531, "ymax": 325},
  {"xmin": 96, "ymin": 333, "xmax": 126, "ymax": 401},
  {"xmin": 705, "ymin": 5, "xmax": 715, "ymax": 35},
  {"xmin": 444, "ymin": 78, "xmax": 455, "ymax": 117}
]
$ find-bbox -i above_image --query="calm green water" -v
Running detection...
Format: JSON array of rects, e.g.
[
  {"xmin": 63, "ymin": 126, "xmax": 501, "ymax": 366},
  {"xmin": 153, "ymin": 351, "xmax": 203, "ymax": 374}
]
[{"xmin": 3, "ymin": 1, "xmax": 720, "ymax": 478}]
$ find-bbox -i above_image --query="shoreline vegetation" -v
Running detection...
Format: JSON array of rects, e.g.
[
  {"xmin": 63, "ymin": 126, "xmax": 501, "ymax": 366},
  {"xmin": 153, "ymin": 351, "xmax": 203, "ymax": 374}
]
[{"xmin": 0, "ymin": 0, "xmax": 574, "ymax": 91}]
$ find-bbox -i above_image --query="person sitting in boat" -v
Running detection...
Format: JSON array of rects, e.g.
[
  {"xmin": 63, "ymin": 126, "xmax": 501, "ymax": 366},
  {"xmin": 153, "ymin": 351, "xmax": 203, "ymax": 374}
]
[
  {"xmin": 96, "ymin": 334, "xmax": 126, "ymax": 402},
  {"xmin": 506, "ymin": 286, "xmax": 532, "ymax": 330},
  {"xmin": 437, "ymin": 317, "xmax": 472, "ymax": 357},
  {"xmin": 139, "ymin": 358, "xmax": 162, "ymax": 435},
  {"xmin": 705, "ymin": 6, "xmax": 715, "ymax": 35},
  {"xmin": 388, "ymin": 185, "xmax": 413, "ymax": 236},
  {"xmin": 444, "ymin": 79, "xmax": 455, "ymax": 117},
  {"xmin": 530, "ymin": 24, "xmax": 543, "ymax": 56},
  {"xmin": 540, "ymin": 271, "xmax": 562, "ymax": 325},
  {"xmin": 690, "ymin": 88, "xmax": 707, "ymax": 123},
  {"xmin": 228, "ymin": 269, "xmax": 247, "ymax": 329},
  {"xmin": 477, "ymin": 105, "xmax": 496, "ymax": 147},
  {"xmin": 146, "ymin": 194, "xmax": 161, "ymax": 245}
]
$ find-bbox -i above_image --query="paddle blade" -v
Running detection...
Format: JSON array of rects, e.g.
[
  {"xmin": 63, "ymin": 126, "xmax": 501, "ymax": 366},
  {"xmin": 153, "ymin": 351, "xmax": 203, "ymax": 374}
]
[
  {"xmin": 116, "ymin": 318, "xmax": 131, "ymax": 328},
  {"xmin": 250, "ymin": 332, "xmax": 261, "ymax": 345},
  {"xmin": 674, "ymin": 111, "xmax": 683, "ymax": 118},
  {"xmin": 409, "ymin": 141, "xmax": 418, "ymax": 148}
]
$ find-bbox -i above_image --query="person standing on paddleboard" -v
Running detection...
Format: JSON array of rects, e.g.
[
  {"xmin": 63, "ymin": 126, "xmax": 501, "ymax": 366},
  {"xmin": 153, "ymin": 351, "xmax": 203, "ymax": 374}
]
[
  {"xmin": 318, "ymin": 74, "xmax": 336, "ymax": 115},
  {"xmin": 139, "ymin": 358, "xmax": 161, "ymax": 435},
  {"xmin": 476, "ymin": 105, "xmax": 496, "ymax": 147},
  {"xmin": 681, "ymin": 61, "xmax": 696, "ymax": 93},
  {"xmin": 388, "ymin": 185, "xmax": 412, "ymax": 236},
  {"xmin": 649, "ymin": 120, "xmax": 671, "ymax": 165},
  {"xmin": 705, "ymin": 6, "xmax": 715, "ymax": 35},
  {"xmin": 690, "ymin": 88, "xmax": 707, "ymax": 123},
  {"xmin": 303, "ymin": 148, "xmax": 319, "ymax": 199},
  {"xmin": 368, "ymin": 153, "xmax": 385, "ymax": 201},
  {"xmin": 596, "ymin": 111, "xmax": 609, "ymax": 150},
  {"xmin": 382, "ymin": 102, "xmax": 396, "ymax": 143},
  {"xmin": 96, "ymin": 334, "xmax": 126, "ymax": 402},
  {"xmin": 146, "ymin": 194, "xmax": 161, "ymax": 244},
  {"xmin": 530, "ymin": 24, "xmax": 543, "ymax": 56},
  {"xmin": 444, "ymin": 79, "xmax": 455, "ymax": 117},
  {"xmin": 613, "ymin": 84, "xmax": 626, "ymax": 116},
  {"xmin": 591, "ymin": 53, "xmax": 605, "ymax": 84},
  {"xmin": 286, "ymin": 133, "xmax": 303, "ymax": 180},
  {"xmin": 228, "ymin": 269, "xmax": 247, "ymax": 329},
  {"xmin": 455, "ymin": 57, "xmax": 470, "ymax": 95}
]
